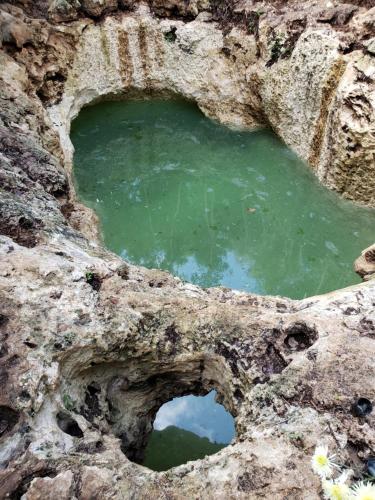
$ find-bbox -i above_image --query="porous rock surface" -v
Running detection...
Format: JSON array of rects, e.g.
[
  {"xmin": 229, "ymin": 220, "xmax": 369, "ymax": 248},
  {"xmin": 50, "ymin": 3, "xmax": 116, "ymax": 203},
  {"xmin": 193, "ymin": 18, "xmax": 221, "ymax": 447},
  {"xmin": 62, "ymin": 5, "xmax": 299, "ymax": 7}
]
[{"xmin": 0, "ymin": 1, "xmax": 375, "ymax": 498}]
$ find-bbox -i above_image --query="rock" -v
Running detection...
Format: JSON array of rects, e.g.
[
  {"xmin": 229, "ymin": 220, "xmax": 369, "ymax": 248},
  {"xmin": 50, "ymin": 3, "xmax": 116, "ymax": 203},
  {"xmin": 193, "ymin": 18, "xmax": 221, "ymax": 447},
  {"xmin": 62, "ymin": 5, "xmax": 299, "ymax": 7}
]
[
  {"xmin": 0, "ymin": 1, "xmax": 375, "ymax": 499},
  {"xmin": 48, "ymin": 0, "xmax": 81, "ymax": 22},
  {"xmin": 1, "ymin": 1, "xmax": 50, "ymax": 19},
  {"xmin": 80, "ymin": 0, "xmax": 118, "ymax": 18},
  {"xmin": 365, "ymin": 37, "xmax": 375, "ymax": 56},
  {"xmin": 0, "ymin": 12, "xmax": 32, "ymax": 48},
  {"xmin": 118, "ymin": 0, "xmax": 136, "ymax": 10},
  {"xmin": 150, "ymin": 0, "xmax": 210, "ymax": 18},
  {"xmin": 22, "ymin": 471, "xmax": 74, "ymax": 500},
  {"xmin": 351, "ymin": 6, "xmax": 375, "ymax": 40},
  {"xmin": 355, "ymin": 243, "xmax": 375, "ymax": 280},
  {"xmin": 49, "ymin": 0, "xmax": 119, "ymax": 20},
  {"xmin": 79, "ymin": 466, "xmax": 115, "ymax": 500},
  {"xmin": 316, "ymin": 4, "xmax": 358, "ymax": 26}
]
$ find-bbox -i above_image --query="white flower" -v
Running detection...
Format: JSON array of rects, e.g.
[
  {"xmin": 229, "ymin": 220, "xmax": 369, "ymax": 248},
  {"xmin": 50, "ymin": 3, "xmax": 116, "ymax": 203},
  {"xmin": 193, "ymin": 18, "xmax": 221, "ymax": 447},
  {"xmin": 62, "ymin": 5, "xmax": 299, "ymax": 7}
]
[
  {"xmin": 350, "ymin": 481, "xmax": 375, "ymax": 500},
  {"xmin": 322, "ymin": 472, "xmax": 350, "ymax": 500},
  {"xmin": 311, "ymin": 445, "xmax": 337, "ymax": 478}
]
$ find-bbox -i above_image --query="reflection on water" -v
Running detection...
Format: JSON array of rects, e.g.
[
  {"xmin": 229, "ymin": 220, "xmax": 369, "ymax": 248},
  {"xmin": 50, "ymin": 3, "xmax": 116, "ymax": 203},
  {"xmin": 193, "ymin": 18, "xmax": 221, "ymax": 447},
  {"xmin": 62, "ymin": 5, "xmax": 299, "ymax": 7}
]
[
  {"xmin": 143, "ymin": 391, "xmax": 235, "ymax": 471},
  {"xmin": 153, "ymin": 391, "xmax": 235, "ymax": 443},
  {"xmin": 72, "ymin": 99, "xmax": 375, "ymax": 299}
]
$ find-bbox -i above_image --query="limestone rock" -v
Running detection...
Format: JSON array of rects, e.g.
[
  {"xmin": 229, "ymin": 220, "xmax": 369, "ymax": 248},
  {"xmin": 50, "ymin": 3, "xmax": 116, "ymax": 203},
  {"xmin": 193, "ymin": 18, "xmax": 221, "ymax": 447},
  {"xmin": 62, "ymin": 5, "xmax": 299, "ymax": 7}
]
[
  {"xmin": 22, "ymin": 471, "xmax": 74, "ymax": 500},
  {"xmin": 79, "ymin": 466, "xmax": 116, "ymax": 499},
  {"xmin": 149, "ymin": 0, "xmax": 210, "ymax": 18},
  {"xmin": 0, "ymin": 11, "xmax": 32, "ymax": 48},
  {"xmin": 316, "ymin": 4, "xmax": 358, "ymax": 26},
  {"xmin": 365, "ymin": 37, "xmax": 375, "ymax": 55},
  {"xmin": 80, "ymin": 0, "xmax": 118, "ymax": 17},
  {"xmin": 118, "ymin": 0, "xmax": 136, "ymax": 10},
  {"xmin": 355, "ymin": 243, "xmax": 375, "ymax": 281},
  {"xmin": 48, "ymin": 0, "xmax": 81, "ymax": 22}
]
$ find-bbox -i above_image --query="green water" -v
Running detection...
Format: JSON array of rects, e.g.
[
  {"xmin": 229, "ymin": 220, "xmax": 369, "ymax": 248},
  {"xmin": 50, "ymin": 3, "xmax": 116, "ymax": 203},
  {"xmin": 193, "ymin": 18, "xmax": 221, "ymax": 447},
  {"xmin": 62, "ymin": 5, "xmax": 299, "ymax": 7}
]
[
  {"xmin": 143, "ymin": 391, "xmax": 235, "ymax": 471},
  {"xmin": 143, "ymin": 426, "xmax": 225, "ymax": 471},
  {"xmin": 72, "ymin": 99, "xmax": 374, "ymax": 299}
]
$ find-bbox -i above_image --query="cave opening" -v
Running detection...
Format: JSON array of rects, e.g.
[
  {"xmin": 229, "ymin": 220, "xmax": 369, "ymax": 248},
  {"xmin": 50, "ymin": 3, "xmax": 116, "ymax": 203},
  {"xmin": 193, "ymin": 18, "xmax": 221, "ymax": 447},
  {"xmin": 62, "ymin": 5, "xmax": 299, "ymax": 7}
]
[{"xmin": 63, "ymin": 355, "xmax": 238, "ymax": 472}]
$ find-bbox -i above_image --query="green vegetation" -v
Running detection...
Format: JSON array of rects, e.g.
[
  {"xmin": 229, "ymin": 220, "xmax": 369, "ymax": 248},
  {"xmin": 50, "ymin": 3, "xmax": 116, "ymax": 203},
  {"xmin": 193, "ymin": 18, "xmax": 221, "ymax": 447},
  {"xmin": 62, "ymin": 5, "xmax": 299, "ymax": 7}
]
[
  {"xmin": 85, "ymin": 271, "xmax": 94, "ymax": 282},
  {"xmin": 164, "ymin": 28, "xmax": 177, "ymax": 43},
  {"xmin": 143, "ymin": 426, "xmax": 225, "ymax": 471},
  {"xmin": 62, "ymin": 393, "xmax": 75, "ymax": 411}
]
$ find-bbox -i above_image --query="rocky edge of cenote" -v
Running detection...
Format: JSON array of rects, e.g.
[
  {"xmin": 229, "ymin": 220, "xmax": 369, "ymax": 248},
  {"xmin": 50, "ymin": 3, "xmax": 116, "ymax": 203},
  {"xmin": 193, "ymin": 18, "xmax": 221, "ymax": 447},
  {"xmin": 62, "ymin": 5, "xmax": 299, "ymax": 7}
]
[{"xmin": 0, "ymin": 0, "xmax": 375, "ymax": 498}]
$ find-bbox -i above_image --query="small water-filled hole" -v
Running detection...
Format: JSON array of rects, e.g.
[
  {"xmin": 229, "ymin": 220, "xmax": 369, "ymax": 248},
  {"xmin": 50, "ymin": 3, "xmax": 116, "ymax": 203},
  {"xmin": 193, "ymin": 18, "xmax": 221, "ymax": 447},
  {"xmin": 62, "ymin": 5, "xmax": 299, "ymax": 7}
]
[
  {"xmin": 142, "ymin": 390, "xmax": 235, "ymax": 471},
  {"xmin": 71, "ymin": 99, "xmax": 375, "ymax": 299}
]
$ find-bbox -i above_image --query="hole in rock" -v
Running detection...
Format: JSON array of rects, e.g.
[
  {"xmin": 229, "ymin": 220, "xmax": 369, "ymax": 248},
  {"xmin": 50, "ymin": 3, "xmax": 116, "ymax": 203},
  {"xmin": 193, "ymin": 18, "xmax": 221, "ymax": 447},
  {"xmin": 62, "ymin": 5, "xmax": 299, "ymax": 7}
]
[
  {"xmin": 283, "ymin": 322, "xmax": 318, "ymax": 352},
  {"xmin": 56, "ymin": 411, "xmax": 84, "ymax": 438},
  {"xmin": 0, "ymin": 405, "xmax": 19, "ymax": 437},
  {"xmin": 71, "ymin": 99, "xmax": 375, "ymax": 299},
  {"xmin": 73, "ymin": 357, "xmax": 236, "ymax": 471},
  {"xmin": 351, "ymin": 398, "xmax": 373, "ymax": 417},
  {"xmin": 142, "ymin": 390, "xmax": 235, "ymax": 471},
  {"xmin": 164, "ymin": 27, "xmax": 177, "ymax": 43}
]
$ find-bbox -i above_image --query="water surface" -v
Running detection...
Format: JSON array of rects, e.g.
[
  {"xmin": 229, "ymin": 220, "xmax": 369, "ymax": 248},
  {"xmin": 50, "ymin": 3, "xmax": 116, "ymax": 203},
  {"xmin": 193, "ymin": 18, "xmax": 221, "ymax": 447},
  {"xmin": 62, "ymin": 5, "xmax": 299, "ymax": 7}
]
[
  {"xmin": 72, "ymin": 99, "xmax": 375, "ymax": 299},
  {"xmin": 143, "ymin": 391, "xmax": 235, "ymax": 471}
]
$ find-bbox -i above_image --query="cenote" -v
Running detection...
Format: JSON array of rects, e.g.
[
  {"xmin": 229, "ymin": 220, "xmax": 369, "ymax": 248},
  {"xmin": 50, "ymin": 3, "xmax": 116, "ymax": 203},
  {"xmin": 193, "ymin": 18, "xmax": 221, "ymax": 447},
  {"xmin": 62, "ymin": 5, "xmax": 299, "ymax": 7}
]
[
  {"xmin": 72, "ymin": 99, "xmax": 375, "ymax": 299},
  {"xmin": 72, "ymin": 99, "xmax": 375, "ymax": 470}
]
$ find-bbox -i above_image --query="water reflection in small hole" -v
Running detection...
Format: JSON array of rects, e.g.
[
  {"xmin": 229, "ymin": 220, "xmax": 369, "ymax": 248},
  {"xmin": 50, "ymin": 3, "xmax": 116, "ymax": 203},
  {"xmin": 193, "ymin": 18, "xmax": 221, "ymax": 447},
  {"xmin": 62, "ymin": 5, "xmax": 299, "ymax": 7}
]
[{"xmin": 143, "ymin": 390, "xmax": 235, "ymax": 471}]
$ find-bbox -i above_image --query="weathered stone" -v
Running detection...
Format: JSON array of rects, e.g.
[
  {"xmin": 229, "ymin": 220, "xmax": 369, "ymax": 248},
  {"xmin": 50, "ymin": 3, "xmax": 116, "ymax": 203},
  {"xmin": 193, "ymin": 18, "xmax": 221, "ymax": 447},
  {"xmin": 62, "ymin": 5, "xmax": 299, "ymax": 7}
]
[
  {"xmin": 0, "ymin": 1, "xmax": 375, "ymax": 498},
  {"xmin": 80, "ymin": 0, "xmax": 118, "ymax": 17},
  {"xmin": 48, "ymin": 0, "xmax": 81, "ymax": 22},
  {"xmin": 22, "ymin": 470, "xmax": 74, "ymax": 500},
  {"xmin": 149, "ymin": 0, "xmax": 210, "ymax": 18},
  {"xmin": 79, "ymin": 466, "xmax": 115, "ymax": 500},
  {"xmin": 316, "ymin": 4, "xmax": 358, "ymax": 26},
  {"xmin": 365, "ymin": 37, "xmax": 375, "ymax": 55},
  {"xmin": 0, "ymin": 12, "xmax": 32, "ymax": 48},
  {"xmin": 118, "ymin": 0, "xmax": 136, "ymax": 10},
  {"xmin": 355, "ymin": 243, "xmax": 375, "ymax": 280}
]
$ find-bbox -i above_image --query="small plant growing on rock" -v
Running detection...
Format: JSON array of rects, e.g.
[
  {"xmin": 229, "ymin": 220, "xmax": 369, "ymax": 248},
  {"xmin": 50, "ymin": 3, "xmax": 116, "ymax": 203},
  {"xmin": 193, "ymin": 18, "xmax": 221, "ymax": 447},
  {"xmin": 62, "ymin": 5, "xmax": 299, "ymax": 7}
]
[
  {"xmin": 62, "ymin": 393, "xmax": 75, "ymax": 412},
  {"xmin": 164, "ymin": 27, "xmax": 177, "ymax": 43},
  {"xmin": 247, "ymin": 11, "xmax": 260, "ymax": 36},
  {"xmin": 311, "ymin": 445, "xmax": 375, "ymax": 499},
  {"xmin": 85, "ymin": 271, "xmax": 102, "ymax": 291}
]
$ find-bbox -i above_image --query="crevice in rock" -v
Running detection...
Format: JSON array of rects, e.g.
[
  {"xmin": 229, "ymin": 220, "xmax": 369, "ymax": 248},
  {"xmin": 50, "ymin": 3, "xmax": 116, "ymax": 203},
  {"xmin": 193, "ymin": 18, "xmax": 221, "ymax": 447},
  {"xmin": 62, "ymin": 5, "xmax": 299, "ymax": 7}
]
[
  {"xmin": 8, "ymin": 468, "xmax": 58, "ymax": 500},
  {"xmin": 56, "ymin": 411, "xmax": 84, "ymax": 438},
  {"xmin": 85, "ymin": 272, "xmax": 102, "ymax": 291},
  {"xmin": 0, "ymin": 211, "xmax": 41, "ymax": 248},
  {"xmin": 0, "ymin": 406, "xmax": 19, "ymax": 438}
]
